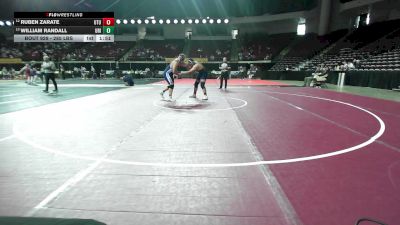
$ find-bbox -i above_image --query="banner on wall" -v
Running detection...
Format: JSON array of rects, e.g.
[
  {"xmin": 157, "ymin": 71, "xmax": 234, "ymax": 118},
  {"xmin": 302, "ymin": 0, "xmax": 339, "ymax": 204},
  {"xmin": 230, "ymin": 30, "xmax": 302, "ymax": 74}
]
[
  {"xmin": 165, "ymin": 58, "xmax": 208, "ymax": 63},
  {"xmin": 0, "ymin": 58, "xmax": 23, "ymax": 64}
]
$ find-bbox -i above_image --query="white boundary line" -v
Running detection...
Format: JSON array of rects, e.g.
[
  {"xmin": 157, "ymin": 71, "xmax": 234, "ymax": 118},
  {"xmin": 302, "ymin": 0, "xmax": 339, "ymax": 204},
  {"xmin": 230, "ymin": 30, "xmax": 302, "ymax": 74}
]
[
  {"xmin": 0, "ymin": 99, "xmax": 30, "ymax": 105},
  {"xmin": 38, "ymin": 84, "xmax": 129, "ymax": 88},
  {"xmin": 226, "ymin": 95, "xmax": 303, "ymax": 225},
  {"xmin": 0, "ymin": 93, "xmax": 21, "ymax": 97},
  {"xmin": 153, "ymin": 97, "xmax": 248, "ymax": 112},
  {"xmin": 13, "ymin": 91, "xmax": 385, "ymax": 167},
  {"xmin": 27, "ymin": 110, "xmax": 165, "ymax": 212},
  {"xmin": 0, "ymin": 135, "xmax": 15, "ymax": 142},
  {"xmin": 33, "ymin": 160, "xmax": 102, "ymax": 209}
]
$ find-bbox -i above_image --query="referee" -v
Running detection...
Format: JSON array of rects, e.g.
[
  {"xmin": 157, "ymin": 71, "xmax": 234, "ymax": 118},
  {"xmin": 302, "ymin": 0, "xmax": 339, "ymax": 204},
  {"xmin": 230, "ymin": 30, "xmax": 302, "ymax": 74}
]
[
  {"xmin": 219, "ymin": 57, "xmax": 230, "ymax": 89},
  {"xmin": 41, "ymin": 55, "xmax": 58, "ymax": 93}
]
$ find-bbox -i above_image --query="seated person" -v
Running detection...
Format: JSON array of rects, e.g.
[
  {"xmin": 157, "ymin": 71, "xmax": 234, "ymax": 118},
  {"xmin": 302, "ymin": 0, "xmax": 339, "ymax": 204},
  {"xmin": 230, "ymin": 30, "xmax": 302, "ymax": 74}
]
[
  {"xmin": 247, "ymin": 64, "xmax": 257, "ymax": 79},
  {"xmin": 304, "ymin": 64, "xmax": 324, "ymax": 87},
  {"xmin": 99, "ymin": 69, "xmax": 106, "ymax": 79},
  {"xmin": 303, "ymin": 75, "xmax": 314, "ymax": 87},
  {"xmin": 313, "ymin": 73, "xmax": 327, "ymax": 82},
  {"xmin": 81, "ymin": 66, "xmax": 87, "ymax": 79},
  {"xmin": 311, "ymin": 67, "xmax": 328, "ymax": 87},
  {"xmin": 121, "ymin": 74, "xmax": 134, "ymax": 86}
]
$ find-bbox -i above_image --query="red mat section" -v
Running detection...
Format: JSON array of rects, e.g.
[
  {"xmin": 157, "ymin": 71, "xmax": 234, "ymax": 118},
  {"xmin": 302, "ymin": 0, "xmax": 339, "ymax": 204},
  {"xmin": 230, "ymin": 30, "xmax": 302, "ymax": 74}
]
[
  {"xmin": 152, "ymin": 78, "xmax": 289, "ymax": 86},
  {"xmin": 286, "ymin": 88, "xmax": 400, "ymax": 149},
  {"xmin": 231, "ymin": 87, "xmax": 400, "ymax": 225}
]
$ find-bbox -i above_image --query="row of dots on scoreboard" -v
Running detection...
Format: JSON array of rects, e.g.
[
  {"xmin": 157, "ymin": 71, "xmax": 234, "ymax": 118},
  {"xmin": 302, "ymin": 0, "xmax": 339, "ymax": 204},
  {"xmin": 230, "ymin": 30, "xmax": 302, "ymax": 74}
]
[{"xmin": 116, "ymin": 18, "xmax": 230, "ymax": 25}]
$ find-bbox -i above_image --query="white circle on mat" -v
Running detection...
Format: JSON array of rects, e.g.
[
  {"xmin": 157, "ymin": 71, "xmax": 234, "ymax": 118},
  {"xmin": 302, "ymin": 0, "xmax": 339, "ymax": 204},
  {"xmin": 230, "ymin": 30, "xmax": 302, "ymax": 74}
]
[{"xmin": 13, "ymin": 91, "xmax": 385, "ymax": 167}]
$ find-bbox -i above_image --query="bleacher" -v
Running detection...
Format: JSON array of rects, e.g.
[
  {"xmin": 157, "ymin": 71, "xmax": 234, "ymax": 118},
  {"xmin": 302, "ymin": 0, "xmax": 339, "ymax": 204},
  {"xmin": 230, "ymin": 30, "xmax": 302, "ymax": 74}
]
[
  {"xmin": 1, "ymin": 18, "xmax": 399, "ymax": 71},
  {"xmin": 360, "ymin": 28, "xmax": 400, "ymax": 55},
  {"xmin": 2, "ymin": 42, "xmax": 132, "ymax": 61},
  {"xmin": 328, "ymin": 20, "xmax": 399, "ymax": 54},
  {"xmin": 269, "ymin": 57, "xmax": 303, "ymax": 71},
  {"xmin": 270, "ymin": 30, "xmax": 347, "ymax": 71},
  {"xmin": 294, "ymin": 20, "xmax": 400, "ymax": 72},
  {"xmin": 359, "ymin": 48, "xmax": 400, "ymax": 71},
  {"xmin": 239, "ymin": 33, "xmax": 297, "ymax": 60},
  {"xmin": 81, "ymin": 42, "xmax": 133, "ymax": 61},
  {"xmin": 126, "ymin": 46, "xmax": 162, "ymax": 61},
  {"xmin": 143, "ymin": 40, "xmax": 184, "ymax": 58},
  {"xmin": 189, "ymin": 40, "xmax": 231, "ymax": 61}
]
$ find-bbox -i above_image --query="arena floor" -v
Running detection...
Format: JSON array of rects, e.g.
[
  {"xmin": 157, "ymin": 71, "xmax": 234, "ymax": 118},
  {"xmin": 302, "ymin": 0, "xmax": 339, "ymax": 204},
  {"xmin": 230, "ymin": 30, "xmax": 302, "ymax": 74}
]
[{"xmin": 0, "ymin": 78, "xmax": 399, "ymax": 225}]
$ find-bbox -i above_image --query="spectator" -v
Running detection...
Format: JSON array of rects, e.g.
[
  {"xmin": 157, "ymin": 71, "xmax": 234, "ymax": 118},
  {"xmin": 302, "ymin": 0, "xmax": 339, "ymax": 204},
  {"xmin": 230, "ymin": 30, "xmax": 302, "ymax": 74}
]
[
  {"xmin": 81, "ymin": 66, "xmax": 87, "ymax": 79},
  {"xmin": 59, "ymin": 64, "xmax": 65, "ymax": 80},
  {"xmin": 311, "ymin": 66, "xmax": 329, "ymax": 88},
  {"xmin": 30, "ymin": 67, "xmax": 38, "ymax": 85},
  {"xmin": 91, "ymin": 65, "xmax": 97, "ymax": 79},
  {"xmin": 73, "ymin": 67, "xmax": 79, "ymax": 79},
  {"xmin": 122, "ymin": 74, "xmax": 134, "ymax": 86},
  {"xmin": 10, "ymin": 68, "xmax": 16, "ymax": 80},
  {"xmin": 347, "ymin": 61, "xmax": 355, "ymax": 70},
  {"xmin": 144, "ymin": 68, "xmax": 152, "ymax": 77},
  {"xmin": 100, "ymin": 69, "xmax": 106, "ymax": 79},
  {"xmin": 19, "ymin": 63, "xmax": 31, "ymax": 84},
  {"xmin": 340, "ymin": 61, "xmax": 348, "ymax": 71},
  {"xmin": 239, "ymin": 66, "xmax": 247, "ymax": 80},
  {"xmin": 1, "ymin": 67, "xmax": 8, "ymax": 79},
  {"xmin": 303, "ymin": 64, "xmax": 322, "ymax": 87},
  {"xmin": 248, "ymin": 64, "xmax": 258, "ymax": 79}
]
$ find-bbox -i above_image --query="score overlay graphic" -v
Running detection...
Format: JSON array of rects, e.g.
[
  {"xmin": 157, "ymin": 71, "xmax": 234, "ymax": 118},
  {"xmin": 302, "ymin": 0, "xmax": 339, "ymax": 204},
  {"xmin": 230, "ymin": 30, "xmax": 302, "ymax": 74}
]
[{"xmin": 13, "ymin": 12, "xmax": 114, "ymax": 42}]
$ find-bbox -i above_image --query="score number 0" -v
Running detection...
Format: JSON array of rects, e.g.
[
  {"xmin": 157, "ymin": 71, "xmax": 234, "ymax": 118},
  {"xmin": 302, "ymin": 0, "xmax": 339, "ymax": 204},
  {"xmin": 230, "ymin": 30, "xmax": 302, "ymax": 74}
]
[{"xmin": 102, "ymin": 18, "xmax": 115, "ymax": 26}]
